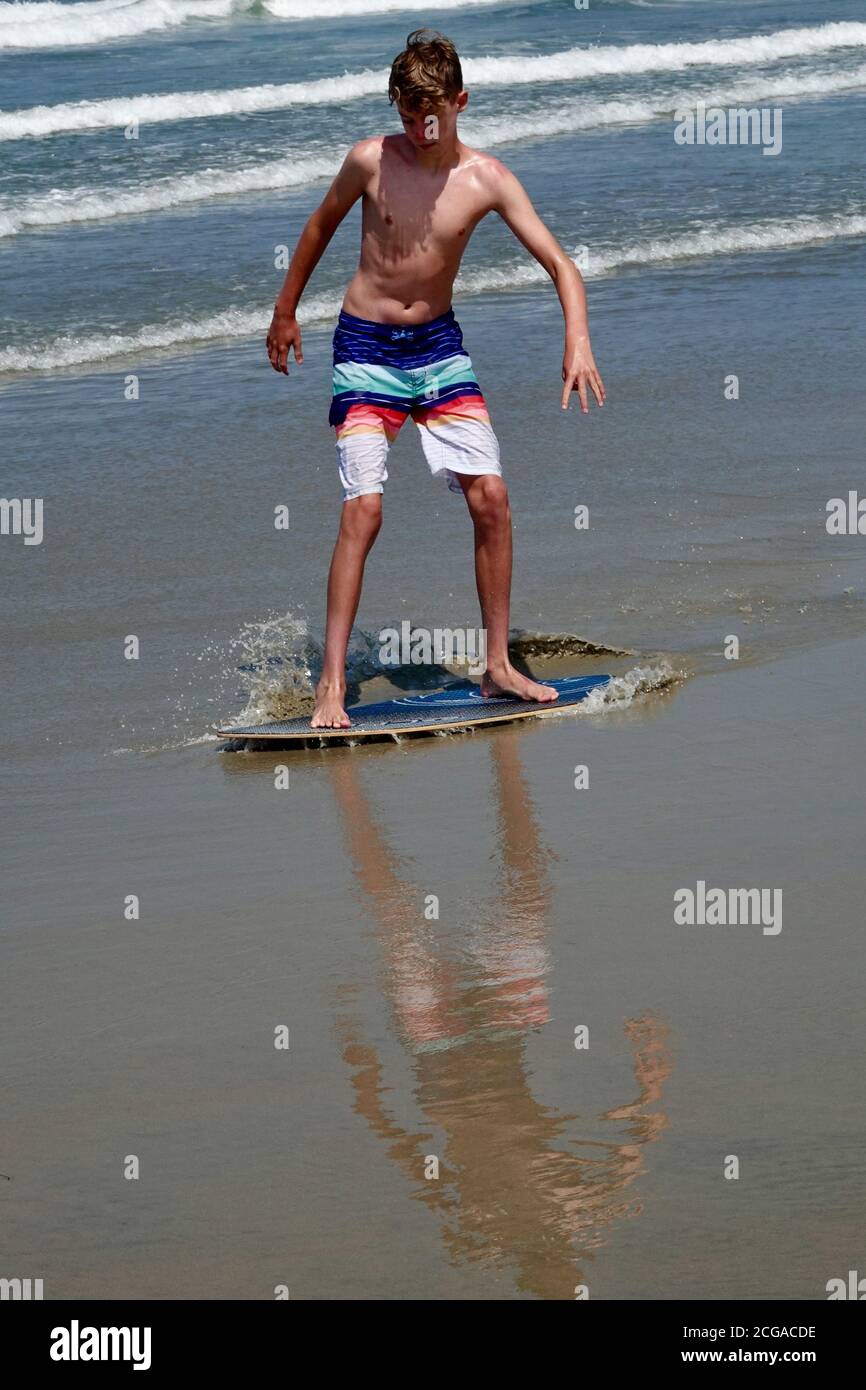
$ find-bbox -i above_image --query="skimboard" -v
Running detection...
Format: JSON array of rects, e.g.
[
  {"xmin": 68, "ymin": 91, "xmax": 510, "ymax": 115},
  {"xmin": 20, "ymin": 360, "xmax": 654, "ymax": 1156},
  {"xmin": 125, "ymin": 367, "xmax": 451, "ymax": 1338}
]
[{"xmin": 217, "ymin": 674, "xmax": 611, "ymax": 744}]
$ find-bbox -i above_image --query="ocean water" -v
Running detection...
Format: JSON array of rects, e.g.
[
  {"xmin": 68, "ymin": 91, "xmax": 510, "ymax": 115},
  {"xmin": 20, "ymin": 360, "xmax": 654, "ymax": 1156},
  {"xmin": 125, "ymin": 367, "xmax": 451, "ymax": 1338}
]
[{"xmin": 2, "ymin": 0, "xmax": 865, "ymax": 1301}]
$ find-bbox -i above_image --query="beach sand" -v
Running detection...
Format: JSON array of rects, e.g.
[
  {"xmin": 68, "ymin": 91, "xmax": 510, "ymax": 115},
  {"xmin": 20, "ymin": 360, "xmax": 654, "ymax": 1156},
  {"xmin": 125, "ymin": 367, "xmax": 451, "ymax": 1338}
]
[{"xmin": 3, "ymin": 630, "xmax": 864, "ymax": 1299}]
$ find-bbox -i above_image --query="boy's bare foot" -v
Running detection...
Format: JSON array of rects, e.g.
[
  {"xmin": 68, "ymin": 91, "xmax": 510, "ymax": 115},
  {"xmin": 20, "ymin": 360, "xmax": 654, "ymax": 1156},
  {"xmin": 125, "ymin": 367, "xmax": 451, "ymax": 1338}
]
[
  {"xmin": 311, "ymin": 680, "xmax": 351, "ymax": 729},
  {"xmin": 481, "ymin": 663, "xmax": 559, "ymax": 703}
]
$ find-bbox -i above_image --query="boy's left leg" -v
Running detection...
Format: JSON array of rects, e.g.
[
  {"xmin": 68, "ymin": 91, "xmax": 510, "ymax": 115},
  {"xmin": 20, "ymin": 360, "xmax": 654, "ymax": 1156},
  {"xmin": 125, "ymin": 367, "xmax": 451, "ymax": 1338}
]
[
  {"xmin": 458, "ymin": 473, "xmax": 557, "ymax": 703},
  {"xmin": 412, "ymin": 349, "xmax": 557, "ymax": 704}
]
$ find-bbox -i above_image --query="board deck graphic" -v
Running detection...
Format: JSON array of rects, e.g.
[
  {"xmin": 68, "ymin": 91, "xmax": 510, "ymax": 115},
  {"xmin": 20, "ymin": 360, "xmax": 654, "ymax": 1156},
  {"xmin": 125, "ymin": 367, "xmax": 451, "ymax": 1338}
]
[{"xmin": 217, "ymin": 674, "xmax": 611, "ymax": 743}]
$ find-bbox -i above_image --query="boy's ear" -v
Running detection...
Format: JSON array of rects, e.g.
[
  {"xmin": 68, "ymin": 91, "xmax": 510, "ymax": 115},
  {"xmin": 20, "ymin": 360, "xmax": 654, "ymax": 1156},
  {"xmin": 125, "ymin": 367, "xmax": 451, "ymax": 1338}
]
[{"xmin": 457, "ymin": 90, "xmax": 469, "ymax": 113}]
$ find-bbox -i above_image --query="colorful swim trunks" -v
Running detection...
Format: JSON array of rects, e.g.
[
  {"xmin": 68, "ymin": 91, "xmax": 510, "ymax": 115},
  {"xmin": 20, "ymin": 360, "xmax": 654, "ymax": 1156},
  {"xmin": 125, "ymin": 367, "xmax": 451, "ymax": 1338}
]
[{"xmin": 329, "ymin": 307, "xmax": 501, "ymax": 501}]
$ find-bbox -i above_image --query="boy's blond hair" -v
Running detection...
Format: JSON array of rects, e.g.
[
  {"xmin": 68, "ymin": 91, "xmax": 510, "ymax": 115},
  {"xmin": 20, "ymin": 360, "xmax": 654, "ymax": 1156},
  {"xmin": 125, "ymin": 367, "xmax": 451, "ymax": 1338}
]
[{"xmin": 388, "ymin": 29, "xmax": 463, "ymax": 112}]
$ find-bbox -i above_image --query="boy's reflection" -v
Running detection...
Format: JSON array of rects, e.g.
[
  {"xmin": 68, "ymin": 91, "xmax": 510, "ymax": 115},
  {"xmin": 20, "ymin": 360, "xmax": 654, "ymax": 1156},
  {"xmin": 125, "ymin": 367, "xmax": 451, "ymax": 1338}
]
[{"xmin": 328, "ymin": 732, "xmax": 671, "ymax": 1298}]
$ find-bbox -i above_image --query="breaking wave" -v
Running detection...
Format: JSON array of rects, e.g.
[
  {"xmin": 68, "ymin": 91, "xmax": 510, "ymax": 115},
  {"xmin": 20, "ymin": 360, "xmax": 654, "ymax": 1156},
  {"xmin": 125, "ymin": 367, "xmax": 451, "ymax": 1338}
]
[
  {"xmin": 4, "ymin": 65, "xmax": 864, "ymax": 227},
  {"xmin": 4, "ymin": 211, "xmax": 862, "ymax": 375},
  {"xmin": 0, "ymin": 0, "xmax": 241, "ymax": 51},
  {"xmin": 0, "ymin": 0, "xmax": 511, "ymax": 51},
  {"xmin": 3, "ymin": 15, "xmax": 865, "ymax": 93}
]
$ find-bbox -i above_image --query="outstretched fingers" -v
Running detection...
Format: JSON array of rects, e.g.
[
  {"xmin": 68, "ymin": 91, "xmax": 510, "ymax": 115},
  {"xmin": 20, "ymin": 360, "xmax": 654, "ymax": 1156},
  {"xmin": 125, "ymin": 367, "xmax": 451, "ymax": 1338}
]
[{"xmin": 561, "ymin": 367, "xmax": 606, "ymax": 412}]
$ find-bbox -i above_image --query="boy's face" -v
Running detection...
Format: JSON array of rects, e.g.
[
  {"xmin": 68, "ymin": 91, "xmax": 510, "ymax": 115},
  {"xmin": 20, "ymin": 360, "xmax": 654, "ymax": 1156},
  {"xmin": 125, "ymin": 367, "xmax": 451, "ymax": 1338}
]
[{"xmin": 397, "ymin": 92, "xmax": 467, "ymax": 149}]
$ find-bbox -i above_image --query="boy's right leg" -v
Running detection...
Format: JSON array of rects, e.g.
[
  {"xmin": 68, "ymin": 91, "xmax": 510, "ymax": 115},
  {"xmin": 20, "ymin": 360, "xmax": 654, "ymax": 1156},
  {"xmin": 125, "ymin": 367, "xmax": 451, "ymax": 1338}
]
[
  {"xmin": 313, "ymin": 494, "xmax": 383, "ymax": 728},
  {"xmin": 320, "ymin": 321, "xmax": 414, "ymax": 727},
  {"xmin": 316, "ymin": 394, "xmax": 401, "ymax": 729}
]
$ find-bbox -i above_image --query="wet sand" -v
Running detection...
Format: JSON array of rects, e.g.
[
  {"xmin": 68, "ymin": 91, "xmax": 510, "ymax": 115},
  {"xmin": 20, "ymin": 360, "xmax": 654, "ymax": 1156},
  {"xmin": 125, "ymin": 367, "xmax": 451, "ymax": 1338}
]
[{"xmin": 3, "ymin": 632, "xmax": 864, "ymax": 1299}]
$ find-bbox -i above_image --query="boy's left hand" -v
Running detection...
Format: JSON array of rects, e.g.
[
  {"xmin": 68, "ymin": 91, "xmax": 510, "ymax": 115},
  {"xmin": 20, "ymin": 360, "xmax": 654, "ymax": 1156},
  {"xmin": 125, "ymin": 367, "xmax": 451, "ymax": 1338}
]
[{"xmin": 561, "ymin": 346, "xmax": 605, "ymax": 413}]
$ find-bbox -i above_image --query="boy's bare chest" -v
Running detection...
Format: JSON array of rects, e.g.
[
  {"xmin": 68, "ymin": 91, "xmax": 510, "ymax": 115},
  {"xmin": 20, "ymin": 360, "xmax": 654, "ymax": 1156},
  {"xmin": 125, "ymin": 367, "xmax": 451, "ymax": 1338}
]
[{"xmin": 364, "ymin": 172, "xmax": 486, "ymax": 252}]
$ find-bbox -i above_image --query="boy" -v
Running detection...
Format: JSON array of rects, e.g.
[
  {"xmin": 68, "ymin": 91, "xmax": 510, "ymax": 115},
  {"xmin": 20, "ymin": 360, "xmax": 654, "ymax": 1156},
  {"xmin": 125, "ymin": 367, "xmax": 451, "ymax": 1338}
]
[{"xmin": 266, "ymin": 29, "xmax": 605, "ymax": 729}]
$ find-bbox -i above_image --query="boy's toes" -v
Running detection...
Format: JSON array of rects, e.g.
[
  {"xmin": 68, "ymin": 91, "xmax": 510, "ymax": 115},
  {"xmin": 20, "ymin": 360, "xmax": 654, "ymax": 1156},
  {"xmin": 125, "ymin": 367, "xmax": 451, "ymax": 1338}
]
[{"xmin": 311, "ymin": 692, "xmax": 351, "ymax": 729}]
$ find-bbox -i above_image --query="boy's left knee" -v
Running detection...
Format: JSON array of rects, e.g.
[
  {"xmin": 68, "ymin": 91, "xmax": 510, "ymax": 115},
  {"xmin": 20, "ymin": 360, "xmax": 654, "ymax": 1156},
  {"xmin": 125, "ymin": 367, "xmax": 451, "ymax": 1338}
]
[{"xmin": 464, "ymin": 473, "xmax": 510, "ymax": 524}]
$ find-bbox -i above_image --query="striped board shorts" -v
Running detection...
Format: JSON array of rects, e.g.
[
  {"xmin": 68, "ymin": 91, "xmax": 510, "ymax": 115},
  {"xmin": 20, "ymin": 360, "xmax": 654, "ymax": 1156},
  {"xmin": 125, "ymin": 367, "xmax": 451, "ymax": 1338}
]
[{"xmin": 328, "ymin": 307, "xmax": 501, "ymax": 501}]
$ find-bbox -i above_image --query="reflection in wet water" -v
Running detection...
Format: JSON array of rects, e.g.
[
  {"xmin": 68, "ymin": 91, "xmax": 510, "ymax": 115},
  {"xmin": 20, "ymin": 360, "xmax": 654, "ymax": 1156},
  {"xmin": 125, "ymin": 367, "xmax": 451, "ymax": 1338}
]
[{"xmin": 328, "ymin": 734, "xmax": 672, "ymax": 1299}]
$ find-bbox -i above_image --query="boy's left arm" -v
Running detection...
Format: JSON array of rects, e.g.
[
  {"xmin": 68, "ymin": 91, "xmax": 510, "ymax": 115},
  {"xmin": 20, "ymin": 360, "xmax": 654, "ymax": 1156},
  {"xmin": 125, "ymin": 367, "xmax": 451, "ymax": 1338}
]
[{"xmin": 490, "ymin": 164, "xmax": 605, "ymax": 413}]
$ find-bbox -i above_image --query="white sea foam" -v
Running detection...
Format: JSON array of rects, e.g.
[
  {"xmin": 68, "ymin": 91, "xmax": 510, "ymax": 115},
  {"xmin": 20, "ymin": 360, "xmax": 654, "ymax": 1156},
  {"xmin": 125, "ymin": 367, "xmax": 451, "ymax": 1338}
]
[
  {"xmin": 2, "ymin": 212, "xmax": 862, "ymax": 375},
  {"xmin": 579, "ymin": 662, "xmax": 679, "ymax": 713},
  {"xmin": 0, "ymin": 0, "xmax": 242, "ymax": 50},
  {"xmin": 0, "ymin": 291, "xmax": 337, "ymax": 373},
  {"xmin": 456, "ymin": 211, "xmax": 866, "ymax": 295},
  {"xmin": 589, "ymin": 211, "xmax": 866, "ymax": 275},
  {"xmin": 6, "ymin": 56, "xmax": 865, "ymax": 143},
  {"xmin": 0, "ymin": 71, "xmax": 385, "ymax": 141},
  {"xmin": 0, "ymin": 154, "xmax": 342, "ymax": 236},
  {"xmin": 5, "ymin": 66, "xmax": 864, "ymax": 235},
  {"xmin": 0, "ymin": 0, "xmax": 505, "ymax": 49},
  {"xmin": 261, "ymin": 0, "xmax": 505, "ymax": 17},
  {"xmin": 463, "ymin": 21, "xmax": 866, "ymax": 86},
  {"xmin": 467, "ymin": 64, "xmax": 866, "ymax": 151},
  {"xmin": 3, "ymin": 18, "xmax": 865, "ymax": 112},
  {"xmin": 451, "ymin": 211, "xmax": 866, "ymax": 298}
]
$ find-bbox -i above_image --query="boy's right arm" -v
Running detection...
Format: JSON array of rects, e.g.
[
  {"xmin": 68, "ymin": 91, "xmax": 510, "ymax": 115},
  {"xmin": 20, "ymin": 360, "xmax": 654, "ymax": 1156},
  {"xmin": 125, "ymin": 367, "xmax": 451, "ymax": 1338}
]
[{"xmin": 266, "ymin": 142, "xmax": 373, "ymax": 375}]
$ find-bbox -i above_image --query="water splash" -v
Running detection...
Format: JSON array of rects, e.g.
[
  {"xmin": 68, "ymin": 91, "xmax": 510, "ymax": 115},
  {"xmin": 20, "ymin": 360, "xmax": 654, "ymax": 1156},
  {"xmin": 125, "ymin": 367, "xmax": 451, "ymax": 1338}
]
[{"xmin": 580, "ymin": 661, "xmax": 682, "ymax": 713}]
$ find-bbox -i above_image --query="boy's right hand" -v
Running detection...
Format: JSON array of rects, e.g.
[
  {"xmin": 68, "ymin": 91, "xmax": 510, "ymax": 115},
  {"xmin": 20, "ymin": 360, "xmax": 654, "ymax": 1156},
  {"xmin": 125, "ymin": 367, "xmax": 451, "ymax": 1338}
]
[{"xmin": 266, "ymin": 307, "xmax": 303, "ymax": 375}]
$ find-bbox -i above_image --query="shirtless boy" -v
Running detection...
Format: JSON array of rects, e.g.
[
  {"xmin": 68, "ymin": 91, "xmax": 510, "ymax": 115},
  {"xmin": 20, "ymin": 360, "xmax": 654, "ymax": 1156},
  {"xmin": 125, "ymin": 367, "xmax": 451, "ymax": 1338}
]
[{"xmin": 266, "ymin": 29, "xmax": 605, "ymax": 729}]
